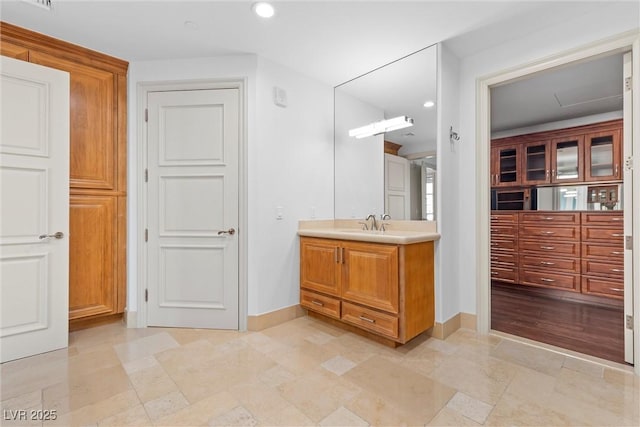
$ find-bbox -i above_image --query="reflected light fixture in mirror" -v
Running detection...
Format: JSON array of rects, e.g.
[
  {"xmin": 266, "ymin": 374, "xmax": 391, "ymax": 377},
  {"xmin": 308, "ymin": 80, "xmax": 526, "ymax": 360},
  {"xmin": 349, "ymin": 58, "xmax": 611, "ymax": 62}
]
[
  {"xmin": 348, "ymin": 116, "xmax": 414, "ymax": 139},
  {"xmin": 252, "ymin": 2, "xmax": 275, "ymax": 18}
]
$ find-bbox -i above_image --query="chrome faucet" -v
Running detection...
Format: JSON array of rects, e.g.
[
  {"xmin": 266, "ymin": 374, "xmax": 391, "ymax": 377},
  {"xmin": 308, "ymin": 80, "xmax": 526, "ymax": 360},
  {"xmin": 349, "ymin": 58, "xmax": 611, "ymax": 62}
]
[
  {"xmin": 381, "ymin": 213, "xmax": 391, "ymax": 220},
  {"xmin": 366, "ymin": 214, "xmax": 378, "ymax": 231}
]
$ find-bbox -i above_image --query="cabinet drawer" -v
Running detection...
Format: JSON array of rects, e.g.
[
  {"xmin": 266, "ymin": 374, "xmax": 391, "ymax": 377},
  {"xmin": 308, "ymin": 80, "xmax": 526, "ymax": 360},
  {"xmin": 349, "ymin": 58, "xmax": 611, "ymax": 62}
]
[
  {"xmin": 581, "ymin": 276, "xmax": 623, "ymax": 299},
  {"xmin": 581, "ymin": 260, "xmax": 624, "ymax": 279},
  {"xmin": 519, "ymin": 254, "xmax": 579, "ymax": 274},
  {"xmin": 490, "ymin": 225, "xmax": 517, "ymax": 238},
  {"xmin": 490, "ymin": 266, "xmax": 518, "ymax": 283},
  {"xmin": 490, "ymin": 252, "xmax": 517, "ymax": 266},
  {"xmin": 300, "ymin": 289, "xmax": 341, "ymax": 319},
  {"xmin": 341, "ymin": 302, "xmax": 398, "ymax": 339},
  {"xmin": 581, "ymin": 227, "xmax": 624, "ymax": 244},
  {"xmin": 581, "ymin": 243, "xmax": 624, "ymax": 260},
  {"xmin": 518, "ymin": 239, "xmax": 580, "ymax": 256},
  {"xmin": 490, "ymin": 238, "xmax": 517, "ymax": 252},
  {"xmin": 581, "ymin": 212, "xmax": 623, "ymax": 225},
  {"xmin": 519, "ymin": 225, "xmax": 579, "ymax": 240},
  {"xmin": 520, "ymin": 212, "xmax": 580, "ymax": 225},
  {"xmin": 519, "ymin": 269, "xmax": 579, "ymax": 291},
  {"xmin": 490, "ymin": 212, "xmax": 518, "ymax": 224}
]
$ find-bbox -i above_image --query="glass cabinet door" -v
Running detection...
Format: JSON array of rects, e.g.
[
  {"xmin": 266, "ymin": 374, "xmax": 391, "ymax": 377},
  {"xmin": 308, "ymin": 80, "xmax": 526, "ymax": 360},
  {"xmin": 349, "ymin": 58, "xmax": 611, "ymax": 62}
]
[
  {"xmin": 551, "ymin": 136, "xmax": 583, "ymax": 183},
  {"xmin": 522, "ymin": 141, "xmax": 550, "ymax": 185},
  {"xmin": 585, "ymin": 130, "xmax": 621, "ymax": 181},
  {"xmin": 492, "ymin": 144, "xmax": 520, "ymax": 187}
]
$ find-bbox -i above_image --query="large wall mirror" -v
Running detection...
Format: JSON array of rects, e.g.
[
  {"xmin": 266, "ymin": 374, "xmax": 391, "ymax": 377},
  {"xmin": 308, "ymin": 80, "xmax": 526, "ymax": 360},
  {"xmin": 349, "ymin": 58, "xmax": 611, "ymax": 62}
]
[{"xmin": 334, "ymin": 45, "xmax": 438, "ymax": 221}]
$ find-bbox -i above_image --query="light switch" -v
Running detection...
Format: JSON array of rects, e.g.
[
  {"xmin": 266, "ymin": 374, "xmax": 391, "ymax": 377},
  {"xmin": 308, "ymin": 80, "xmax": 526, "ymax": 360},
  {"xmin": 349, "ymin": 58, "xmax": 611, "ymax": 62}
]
[{"xmin": 276, "ymin": 206, "xmax": 284, "ymax": 220}]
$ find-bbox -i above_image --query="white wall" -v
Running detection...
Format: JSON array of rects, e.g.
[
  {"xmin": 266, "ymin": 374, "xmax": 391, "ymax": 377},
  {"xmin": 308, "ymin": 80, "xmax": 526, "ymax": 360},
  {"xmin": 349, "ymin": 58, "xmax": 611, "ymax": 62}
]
[
  {"xmin": 451, "ymin": 2, "xmax": 640, "ymax": 316},
  {"xmin": 251, "ymin": 57, "xmax": 334, "ymax": 315},
  {"xmin": 435, "ymin": 43, "xmax": 461, "ymax": 323},
  {"xmin": 127, "ymin": 54, "xmax": 334, "ymax": 319}
]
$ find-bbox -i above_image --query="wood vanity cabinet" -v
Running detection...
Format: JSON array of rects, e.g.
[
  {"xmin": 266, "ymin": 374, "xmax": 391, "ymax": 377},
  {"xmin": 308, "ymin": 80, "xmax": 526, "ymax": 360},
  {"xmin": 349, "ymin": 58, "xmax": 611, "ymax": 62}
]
[
  {"xmin": 1, "ymin": 22, "xmax": 128, "ymax": 329},
  {"xmin": 300, "ymin": 236, "xmax": 435, "ymax": 344}
]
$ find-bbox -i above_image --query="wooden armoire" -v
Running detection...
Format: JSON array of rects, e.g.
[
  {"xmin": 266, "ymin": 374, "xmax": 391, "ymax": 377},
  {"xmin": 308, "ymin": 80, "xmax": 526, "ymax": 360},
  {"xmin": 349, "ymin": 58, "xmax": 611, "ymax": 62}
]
[{"xmin": 1, "ymin": 22, "xmax": 128, "ymax": 330}]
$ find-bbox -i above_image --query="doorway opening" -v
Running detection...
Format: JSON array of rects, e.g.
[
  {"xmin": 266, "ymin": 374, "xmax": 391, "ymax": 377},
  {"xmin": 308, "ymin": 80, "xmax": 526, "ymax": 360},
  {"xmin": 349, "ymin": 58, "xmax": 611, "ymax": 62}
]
[{"xmin": 477, "ymin": 36, "xmax": 638, "ymax": 369}]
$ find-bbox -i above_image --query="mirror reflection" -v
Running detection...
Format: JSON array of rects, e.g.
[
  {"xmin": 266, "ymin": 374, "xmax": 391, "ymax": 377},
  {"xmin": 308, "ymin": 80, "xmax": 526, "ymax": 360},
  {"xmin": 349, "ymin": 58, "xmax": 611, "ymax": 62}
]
[{"xmin": 334, "ymin": 46, "xmax": 438, "ymax": 221}]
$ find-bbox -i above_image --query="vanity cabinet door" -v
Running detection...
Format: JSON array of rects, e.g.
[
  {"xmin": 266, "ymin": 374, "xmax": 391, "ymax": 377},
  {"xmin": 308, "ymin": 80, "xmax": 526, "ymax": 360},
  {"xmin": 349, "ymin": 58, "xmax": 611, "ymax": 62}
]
[
  {"xmin": 341, "ymin": 242, "xmax": 399, "ymax": 314},
  {"xmin": 300, "ymin": 237, "xmax": 341, "ymax": 296}
]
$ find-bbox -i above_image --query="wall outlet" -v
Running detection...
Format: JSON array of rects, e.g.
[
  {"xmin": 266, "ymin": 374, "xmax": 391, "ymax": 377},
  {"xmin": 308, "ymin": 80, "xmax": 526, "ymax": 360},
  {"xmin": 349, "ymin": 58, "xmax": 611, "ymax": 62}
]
[{"xmin": 273, "ymin": 86, "xmax": 287, "ymax": 108}]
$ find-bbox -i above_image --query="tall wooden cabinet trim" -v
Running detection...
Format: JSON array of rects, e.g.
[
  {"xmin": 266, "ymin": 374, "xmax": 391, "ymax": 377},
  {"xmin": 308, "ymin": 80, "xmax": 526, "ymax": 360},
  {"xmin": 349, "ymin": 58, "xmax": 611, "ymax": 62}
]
[{"xmin": 2, "ymin": 22, "xmax": 129, "ymax": 326}]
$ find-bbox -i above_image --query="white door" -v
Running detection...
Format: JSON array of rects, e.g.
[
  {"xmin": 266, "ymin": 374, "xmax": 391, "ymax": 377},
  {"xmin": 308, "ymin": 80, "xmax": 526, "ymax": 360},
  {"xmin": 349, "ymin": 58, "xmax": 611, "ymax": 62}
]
[
  {"xmin": 385, "ymin": 153, "xmax": 410, "ymax": 219},
  {"xmin": 146, "ymin": 89, "xmax": 239, "ymax": 329},
  {"xmin": 622, "ymin": 51, "xmax": 634, "ymax": 364},
  {"xmin": 0, "ymin": 56, "xmax": 70, "ymax": 362}
]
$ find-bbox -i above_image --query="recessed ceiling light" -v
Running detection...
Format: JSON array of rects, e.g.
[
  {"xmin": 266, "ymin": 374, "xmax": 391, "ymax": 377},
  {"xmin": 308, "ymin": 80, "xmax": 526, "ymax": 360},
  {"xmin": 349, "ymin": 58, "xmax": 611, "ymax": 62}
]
[
  {"xmin": 184, "ymin": 21, "xmax": 198, "ymax": 30},
  {"xmin": 253, "ymin": 2, "xmax": 275, "ymax": 18},
  {"xmin": 423, "ymin": 101, "xmax": 435, "ymax": 108}
]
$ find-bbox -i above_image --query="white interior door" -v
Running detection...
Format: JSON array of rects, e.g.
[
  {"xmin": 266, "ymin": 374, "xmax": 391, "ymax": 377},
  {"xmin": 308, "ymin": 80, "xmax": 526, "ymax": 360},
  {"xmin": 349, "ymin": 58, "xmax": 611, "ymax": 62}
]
[
  {"xmin": 146, "ymin": 88, "xmax": 239, "ymax": 329},
  {"xmin": 385, "ymin": 153, "xmax": 410, "ymax": 219},
  {"xmin": 622, "ymin": 51, "xmax": 634, "ymax": 364},
  {"xmin": 0, "ymin": 56, "xmax": 70, "ymax": 362}
]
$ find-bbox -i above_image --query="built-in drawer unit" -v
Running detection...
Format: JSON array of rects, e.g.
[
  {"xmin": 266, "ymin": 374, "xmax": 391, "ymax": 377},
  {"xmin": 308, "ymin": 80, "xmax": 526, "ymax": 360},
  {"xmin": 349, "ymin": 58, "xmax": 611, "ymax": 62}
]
[
  {"xmin": 517, "ymin": 211, "xmax": 581, "ymax": 292},
  {"xmin": 580, "ymin": 211, "xmax": 623, "ymax": 299},
  {"xmin": 490, "ymin": 212, "xmax": 518, "ymax": 284}
]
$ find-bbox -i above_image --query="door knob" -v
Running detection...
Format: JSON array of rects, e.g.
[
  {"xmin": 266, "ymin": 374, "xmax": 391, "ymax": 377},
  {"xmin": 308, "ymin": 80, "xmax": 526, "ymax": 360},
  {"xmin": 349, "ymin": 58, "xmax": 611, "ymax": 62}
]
[
  {"xmin": 217, "ymin": 228, "xmax": 236, "ymax": 236},
  {"xmin": 39, "ymin": 232, "xmax": 64, "ymax": 240}
]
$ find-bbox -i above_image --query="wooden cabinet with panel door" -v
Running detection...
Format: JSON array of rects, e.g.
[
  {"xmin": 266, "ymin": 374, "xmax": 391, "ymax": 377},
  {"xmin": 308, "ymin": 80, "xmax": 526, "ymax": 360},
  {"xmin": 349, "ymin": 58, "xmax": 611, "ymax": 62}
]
[
  {"xmin": 300, "ymin": 236, "xmax": 435, "ymax": 344},
  {"xmin": 584, "ymin": 129, "xmax": 622, "ymax": 182},
  {"xmin": 491, "ymin": 143, "xmax": 521, "ymax": 187},
  {"xmin": 1, "ymin": 22, "xmax": 128, "ymax": 330}
]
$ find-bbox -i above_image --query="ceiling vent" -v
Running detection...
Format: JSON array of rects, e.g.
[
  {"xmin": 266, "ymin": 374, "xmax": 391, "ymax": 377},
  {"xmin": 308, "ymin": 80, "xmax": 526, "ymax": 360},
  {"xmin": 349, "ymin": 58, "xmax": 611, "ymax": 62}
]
[{"xmin": 20, "ymin": 0, "xmax": 52, "ymax": 11}]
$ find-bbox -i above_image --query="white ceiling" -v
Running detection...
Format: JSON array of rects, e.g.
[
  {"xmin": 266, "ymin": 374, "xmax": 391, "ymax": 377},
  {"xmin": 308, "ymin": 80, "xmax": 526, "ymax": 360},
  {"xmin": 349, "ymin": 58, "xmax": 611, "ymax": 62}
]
[
  {"xmin": 1, "ymin": 1, "xmax": 636, "ymax": 137},
  {"xmin": 1, "ymin": 0, "xmax": 627, "ymax": 87}
]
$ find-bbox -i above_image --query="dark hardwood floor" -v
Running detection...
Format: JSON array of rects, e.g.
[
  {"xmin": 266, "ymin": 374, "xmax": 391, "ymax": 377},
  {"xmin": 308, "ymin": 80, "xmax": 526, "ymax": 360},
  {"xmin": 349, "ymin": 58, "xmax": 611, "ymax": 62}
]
[{"xmin": 491, "ymin": 282, "xmax": 626, "ymax": 364}]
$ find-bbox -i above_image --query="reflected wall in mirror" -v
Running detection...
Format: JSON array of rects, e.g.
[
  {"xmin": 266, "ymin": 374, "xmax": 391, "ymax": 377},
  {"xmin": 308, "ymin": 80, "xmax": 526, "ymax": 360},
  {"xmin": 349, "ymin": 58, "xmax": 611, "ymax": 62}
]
[{"xmin": 334, "ymin": 45, "xmax": 438, "ymax": 220}]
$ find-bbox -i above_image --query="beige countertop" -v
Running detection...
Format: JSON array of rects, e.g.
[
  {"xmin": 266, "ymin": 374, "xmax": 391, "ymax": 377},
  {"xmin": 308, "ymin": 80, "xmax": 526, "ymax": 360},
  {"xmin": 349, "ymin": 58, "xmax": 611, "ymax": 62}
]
[{"xmin": 298, "ymin": 219, "xmax": 440, "ymax": 244}]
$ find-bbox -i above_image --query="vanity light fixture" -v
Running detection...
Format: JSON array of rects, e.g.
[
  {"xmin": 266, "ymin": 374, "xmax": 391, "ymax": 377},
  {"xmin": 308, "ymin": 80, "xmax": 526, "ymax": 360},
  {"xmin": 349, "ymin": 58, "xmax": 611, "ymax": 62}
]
[
  {"xmin": 349, "ymin": 116, "xmax": 414, "ymax": 139},
  {"xmin": 253, "ymin": 2, "xmax": 275, "ymax": 18},
  {"xmin": 423, "ymin": 100, "xmax": 435, "ymax": 108}
]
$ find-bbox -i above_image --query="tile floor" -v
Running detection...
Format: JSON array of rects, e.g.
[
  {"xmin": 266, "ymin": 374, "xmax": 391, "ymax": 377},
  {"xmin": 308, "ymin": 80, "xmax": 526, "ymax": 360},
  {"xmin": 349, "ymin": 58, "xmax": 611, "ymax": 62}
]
[{"xmin": 1, "ymin": 316, "xmax": 638, "ymax": 426}]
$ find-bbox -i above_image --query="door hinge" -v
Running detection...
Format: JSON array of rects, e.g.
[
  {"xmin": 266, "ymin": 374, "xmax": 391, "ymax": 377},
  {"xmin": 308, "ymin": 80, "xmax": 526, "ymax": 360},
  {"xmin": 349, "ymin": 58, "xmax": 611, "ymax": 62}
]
[
  {"xmin": 626, "ymin": 315, "xmax": 633, "ymax": 330},
  {"xmin": 624, "ymin": 76, "xmax": 632, "ymax": 91},
  {"xmin": 625, "ymin": 156, "xmax": 633, "ymax": 171},
  {"xmin": 625, "ymin": 235, "xmax": 633, "ymax": 250},
  {"xmin": 145, "ymin": 228, "xmax": 148, "ymax": 242},
  {"xmin": 145, "ymin": 289, "xmax": 148, "ymax": 302},
  {"xmin": 144, "ymin": 168, "xmax": 148, "ymax": 182},
  {"xmin": 145, "ymin": 108, "xmax": 148, "ymax": 122}
]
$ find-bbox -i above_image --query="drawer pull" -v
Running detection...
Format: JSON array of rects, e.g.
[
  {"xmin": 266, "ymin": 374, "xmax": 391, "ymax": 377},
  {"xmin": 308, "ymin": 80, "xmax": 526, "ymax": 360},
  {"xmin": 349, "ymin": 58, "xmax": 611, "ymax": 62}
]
[
  {"xmin": 543, "ymin": 217, "xmax": 554, "ymax": 220},
  {"xmin": 311, "ymin": 300, "xmax": 324, "ymax": 307},
  {"xmin": 359, "ymin": 315, "xmax": 376, "ymax": 323},
  {"xmin": 540, "ymin": 246, "xmax": 555, "ymax": 250},
  {"xmin": 611, "ymin": 251, "xmax": 624, "ymax": 255},
  {"xmin": 612, "ymin": 217, "xmax": 623, "ymax": 221},
  {"xmin": 611, "ymin": 268, "xmax": 623, "ymax": 273},
  {"xmin": 490, "ymin": 216, "xmax": 498, "ymax": 220},
  {"xmin": 491, "ymin": 271, "xmax": 499, "ymax": 275},
  {"xmin": 540, "ymin": 261, "xmax": 555, "ymax": 266},
  {"xmin": 610, "ymin": 288, "xmax": 623, "ymax": 292},
  {"xmin": 611, "ymin": 233, "xmax": 624, "ymax": 237},
  {"xmin": 540, "ymin": 278, "xmax": 555, "ymax": 283},
  {"xmin": 540, "ymin": 231, "xmax": 555, "ymax": 235}
]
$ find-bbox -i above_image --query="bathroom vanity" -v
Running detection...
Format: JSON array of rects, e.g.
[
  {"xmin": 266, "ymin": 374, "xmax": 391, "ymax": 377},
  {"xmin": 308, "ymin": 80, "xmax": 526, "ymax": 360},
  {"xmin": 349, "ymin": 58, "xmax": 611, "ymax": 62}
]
[{"xmin": 298, "ymin": 220, "xmax": 440, "ymax": 345}]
